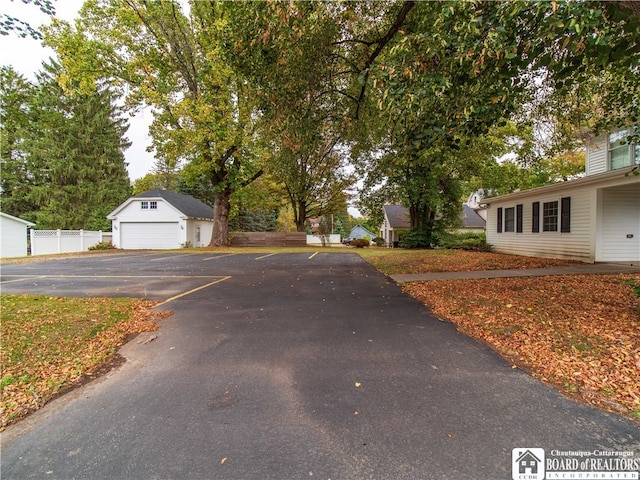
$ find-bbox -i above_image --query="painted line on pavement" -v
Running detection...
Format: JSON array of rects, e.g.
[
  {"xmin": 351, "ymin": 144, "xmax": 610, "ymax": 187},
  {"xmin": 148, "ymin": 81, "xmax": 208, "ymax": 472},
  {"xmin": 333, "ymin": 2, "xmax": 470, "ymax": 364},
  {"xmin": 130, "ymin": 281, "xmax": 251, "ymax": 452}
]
[
  {"xmin": 309, "ymin": 252, "xmax": 319, "ymax": 259},
  {"xmin": 255, "ymin": 253, "xmax": 277, "ymax": 260},
  {"xmin": 0, "ymin": 276, "xmax": 46, "ymax": 284},
  {"xmin": 154, "ymin": 276, "xmax": 232, "ymax": 307},
  {"xmin": 203, "ymin": 254, "xmax": 236, "ymax": 261},
  {"xmin": 149, "ymin": 254, "xmax": 201, "ymax": 262}
]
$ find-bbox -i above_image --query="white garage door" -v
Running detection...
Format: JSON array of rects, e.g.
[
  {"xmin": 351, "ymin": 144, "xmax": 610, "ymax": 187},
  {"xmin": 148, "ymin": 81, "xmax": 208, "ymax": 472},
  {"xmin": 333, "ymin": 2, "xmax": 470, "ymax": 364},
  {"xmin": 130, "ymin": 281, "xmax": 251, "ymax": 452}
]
[{"xmin": 120, "ymin": 222, "xmax": 180, "ymax": 250}]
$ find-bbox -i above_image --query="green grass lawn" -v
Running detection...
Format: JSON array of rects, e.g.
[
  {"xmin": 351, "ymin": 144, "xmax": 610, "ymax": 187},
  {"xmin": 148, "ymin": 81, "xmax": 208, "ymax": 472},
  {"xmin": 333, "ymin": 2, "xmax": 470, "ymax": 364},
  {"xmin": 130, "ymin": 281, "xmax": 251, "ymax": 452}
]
[{"xmin": 1, "ymin": 294, "xmax": 160, "ymax": 429}]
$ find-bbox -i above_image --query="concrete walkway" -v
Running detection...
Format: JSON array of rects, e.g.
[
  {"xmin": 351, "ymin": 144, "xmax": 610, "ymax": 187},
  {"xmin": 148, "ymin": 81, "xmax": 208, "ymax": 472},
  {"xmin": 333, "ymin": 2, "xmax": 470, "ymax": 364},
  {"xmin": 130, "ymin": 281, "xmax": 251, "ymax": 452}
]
[{"xmin": 391, "ymin": 262, "xmax": 640, "ymax": 283}]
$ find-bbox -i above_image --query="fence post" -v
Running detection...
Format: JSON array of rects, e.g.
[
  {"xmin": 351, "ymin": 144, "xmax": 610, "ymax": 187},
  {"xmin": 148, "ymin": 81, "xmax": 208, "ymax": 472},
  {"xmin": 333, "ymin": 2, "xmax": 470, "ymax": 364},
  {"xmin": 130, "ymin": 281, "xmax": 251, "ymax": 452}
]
[
  {"xmin": 80, "ymin": 229, "xmax": 84, "ymax": 251},
  {"xmin": 57, "ymin": 229, "xmax": 62, "ymax": 254},
  {"xmin": 30, "ymin": 228, "xmax": 35, "ymax": 255}
]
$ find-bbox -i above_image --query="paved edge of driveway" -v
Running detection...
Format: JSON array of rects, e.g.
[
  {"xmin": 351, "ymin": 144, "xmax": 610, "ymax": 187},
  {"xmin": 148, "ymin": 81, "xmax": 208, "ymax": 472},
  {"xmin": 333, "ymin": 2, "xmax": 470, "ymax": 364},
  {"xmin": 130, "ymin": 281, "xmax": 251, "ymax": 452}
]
[{"xmin": 390, "ymin": 262, "xmax": 640, "ymax": 283}]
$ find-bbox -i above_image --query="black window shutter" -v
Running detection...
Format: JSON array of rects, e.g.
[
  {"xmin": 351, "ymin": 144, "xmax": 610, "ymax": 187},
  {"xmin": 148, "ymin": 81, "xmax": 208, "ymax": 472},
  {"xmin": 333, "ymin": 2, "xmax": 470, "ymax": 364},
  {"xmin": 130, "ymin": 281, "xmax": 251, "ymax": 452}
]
[
  {"xmin": 497, "ymin": 207, "xmax": 503, "ymax": 233},
  {"xmin": 532, "ymin": 202, "xmax": 540, "ymax": 233},
  {"xmin": 561, "ymin": 197, "xmax": 571, "ymax": 233},
  {"xmin": 516, "ymin": 204, "xmax": 523, "ymax": 233}
]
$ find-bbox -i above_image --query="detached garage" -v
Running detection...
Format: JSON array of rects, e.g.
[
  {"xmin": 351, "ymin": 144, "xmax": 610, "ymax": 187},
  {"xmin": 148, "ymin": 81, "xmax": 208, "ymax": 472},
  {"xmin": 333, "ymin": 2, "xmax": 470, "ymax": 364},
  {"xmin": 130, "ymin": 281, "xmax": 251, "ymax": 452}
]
[
  {"xmin": 108, "ymin": 190, "xmax": 214, "ymax": 250},
  {"xmin": 0, "ymin": 212, "xmax": 35, "ymax": 258}
]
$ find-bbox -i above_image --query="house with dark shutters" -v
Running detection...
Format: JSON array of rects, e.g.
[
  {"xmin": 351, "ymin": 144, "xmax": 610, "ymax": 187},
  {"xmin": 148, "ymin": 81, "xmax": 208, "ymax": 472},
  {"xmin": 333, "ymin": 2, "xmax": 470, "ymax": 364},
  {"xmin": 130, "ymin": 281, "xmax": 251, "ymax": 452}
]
[{"xmin": 484, "ymin": 128, "xmax": 639, "ymax": 263}]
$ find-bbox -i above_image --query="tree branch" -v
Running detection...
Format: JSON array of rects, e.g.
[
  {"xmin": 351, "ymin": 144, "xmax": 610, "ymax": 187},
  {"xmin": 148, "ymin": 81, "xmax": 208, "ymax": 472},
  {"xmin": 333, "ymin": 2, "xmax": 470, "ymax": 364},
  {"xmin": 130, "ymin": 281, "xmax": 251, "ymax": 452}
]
[{"xmin": 354, "ymin": 1, "xmax": 416, "ymax": 119}]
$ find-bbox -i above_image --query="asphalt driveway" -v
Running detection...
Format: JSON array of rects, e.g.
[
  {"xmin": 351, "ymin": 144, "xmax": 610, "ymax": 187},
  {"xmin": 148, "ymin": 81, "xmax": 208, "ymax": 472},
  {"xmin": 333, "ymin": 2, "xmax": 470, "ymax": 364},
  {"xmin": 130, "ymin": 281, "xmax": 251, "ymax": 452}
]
[{"xmin": 1, "ymin": 252, "xmax": 639, "ymax": 479}]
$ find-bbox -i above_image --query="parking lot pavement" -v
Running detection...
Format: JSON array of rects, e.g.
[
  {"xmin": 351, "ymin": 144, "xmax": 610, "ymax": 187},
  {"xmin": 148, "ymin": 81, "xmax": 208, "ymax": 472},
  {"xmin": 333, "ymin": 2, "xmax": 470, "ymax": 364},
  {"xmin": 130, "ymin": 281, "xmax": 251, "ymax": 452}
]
[
  {"xmin": 2, "ymin": 252, "xmax": 639, "ymax": 480},
  {"xmin": 0, "ymin": 252, "xmax": 235, "ymax": 300}
]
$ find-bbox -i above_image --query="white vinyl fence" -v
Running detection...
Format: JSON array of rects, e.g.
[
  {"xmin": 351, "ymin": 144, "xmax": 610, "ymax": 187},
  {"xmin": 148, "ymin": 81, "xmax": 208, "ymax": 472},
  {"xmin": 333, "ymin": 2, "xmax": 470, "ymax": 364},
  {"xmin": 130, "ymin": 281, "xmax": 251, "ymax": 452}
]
[
  {"xmin": 30, "ymin": 229, "xmax": 106, "ymax": 255},
  {"xmin": 306, "ymin": 234, "xmax": 341, "ymax": 245}
]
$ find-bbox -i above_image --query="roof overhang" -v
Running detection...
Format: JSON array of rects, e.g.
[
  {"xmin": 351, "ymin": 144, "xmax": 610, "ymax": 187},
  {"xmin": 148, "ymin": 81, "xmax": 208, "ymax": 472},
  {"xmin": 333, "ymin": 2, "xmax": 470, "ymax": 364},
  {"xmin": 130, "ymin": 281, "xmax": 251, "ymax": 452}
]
[
  {"xmin": 483, "ymin": 167, "xmax": 638, "ymax": 205},
  {"xmin": 0, "ymin": 212, "xmax": 35, "ymax": 226}
]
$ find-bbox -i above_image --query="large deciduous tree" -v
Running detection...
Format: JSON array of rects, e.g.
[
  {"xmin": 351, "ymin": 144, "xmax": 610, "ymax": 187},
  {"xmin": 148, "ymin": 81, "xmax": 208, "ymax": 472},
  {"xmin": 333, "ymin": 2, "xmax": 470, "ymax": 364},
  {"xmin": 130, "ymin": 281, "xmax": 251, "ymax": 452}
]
[
  {"xmin": 221, "ymin": 1, "xmax": 356, "ymax": 231},
  {"xmin": 46, "ymin": 0, "xmax": 263, "ymax": 245},
  {"xmin": 351, "ymin": 1, "xmax": 639, "ymax": 244}
]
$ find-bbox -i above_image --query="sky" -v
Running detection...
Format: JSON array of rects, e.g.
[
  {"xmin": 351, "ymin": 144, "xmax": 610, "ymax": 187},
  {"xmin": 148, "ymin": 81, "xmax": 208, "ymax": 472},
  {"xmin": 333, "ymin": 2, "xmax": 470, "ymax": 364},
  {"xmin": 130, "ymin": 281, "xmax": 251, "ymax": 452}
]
[{"xmin": 0, "ymin": 0, "xmax": 155, "ymax": 181}]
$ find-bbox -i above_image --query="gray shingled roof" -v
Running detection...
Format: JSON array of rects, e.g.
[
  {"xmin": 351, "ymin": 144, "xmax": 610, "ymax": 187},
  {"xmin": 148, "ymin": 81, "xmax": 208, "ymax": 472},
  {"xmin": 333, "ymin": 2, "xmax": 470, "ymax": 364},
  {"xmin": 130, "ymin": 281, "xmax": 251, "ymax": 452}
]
[
  {"xmin": 383, "ymin": 205, "xmax": 411, "ymax": 229},
  {"xmin": 384, "ymin": 204, "xmax": 486, "ymax": 229},
  {"xmin": 133, "ymin": 189, "xmax": 214, "ymax": 220},
  {"xmin": 461, "ymin": 204, "xmax": 486, "ymax": 228}
]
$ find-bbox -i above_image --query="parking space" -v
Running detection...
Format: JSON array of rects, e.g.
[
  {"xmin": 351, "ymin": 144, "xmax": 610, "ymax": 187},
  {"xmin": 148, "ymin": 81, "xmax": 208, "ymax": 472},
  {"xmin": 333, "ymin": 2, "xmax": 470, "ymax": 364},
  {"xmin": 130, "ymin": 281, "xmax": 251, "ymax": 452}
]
[{"xmin": 0, "ymin": 251, "xmax": 323, "ymax": 302}]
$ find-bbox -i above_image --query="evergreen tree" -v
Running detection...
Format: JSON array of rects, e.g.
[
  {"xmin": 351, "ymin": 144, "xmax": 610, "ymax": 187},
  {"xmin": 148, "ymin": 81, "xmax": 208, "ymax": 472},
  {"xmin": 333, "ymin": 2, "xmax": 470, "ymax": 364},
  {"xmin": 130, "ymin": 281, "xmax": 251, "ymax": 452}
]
[
  {"xmin": 0, "ymin": 67, "xmax": 35, "ymax": 219},
  {"xmin": 2, "ymin": 60, "xmax": 132, "ymax": 229}
]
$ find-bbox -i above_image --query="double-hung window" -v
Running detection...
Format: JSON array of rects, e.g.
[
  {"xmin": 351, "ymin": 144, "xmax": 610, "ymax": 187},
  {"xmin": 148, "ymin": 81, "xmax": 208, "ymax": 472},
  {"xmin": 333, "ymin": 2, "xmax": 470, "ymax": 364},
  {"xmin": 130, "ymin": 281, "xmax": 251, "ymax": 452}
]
[
  {"xmin": 542, "ymin": 201, "xmax": 558, "ymax": 232},
  {"xmin": 609, "ymin": 129, "xmax": 639, "ymax": 170},
  {"xmin": 504, "ymin": 207, "xmax": 515, "ymax": 232}
]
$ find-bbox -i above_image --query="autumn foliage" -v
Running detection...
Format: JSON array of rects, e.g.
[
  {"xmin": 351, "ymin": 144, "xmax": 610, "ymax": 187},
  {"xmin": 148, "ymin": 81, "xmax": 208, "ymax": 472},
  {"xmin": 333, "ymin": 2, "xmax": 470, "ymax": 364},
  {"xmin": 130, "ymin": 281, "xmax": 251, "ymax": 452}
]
[
  {"xmin": 404, "ymin": 274, "xmax": 640, "ymax": 420},
  {"xmin": 0, "ymin": 295, "xmax": 168, "ymax": 429}
]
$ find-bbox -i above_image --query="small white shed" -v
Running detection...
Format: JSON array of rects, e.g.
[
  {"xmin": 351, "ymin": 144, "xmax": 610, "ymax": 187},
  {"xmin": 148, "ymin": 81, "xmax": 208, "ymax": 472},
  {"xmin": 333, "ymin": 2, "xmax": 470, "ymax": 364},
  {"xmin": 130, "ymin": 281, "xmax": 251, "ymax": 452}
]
[
  {"xmin": 0, "ymin": 212, "xmax": 35, "ymax": 258},
  {"xmin": 107, "ymin": 190, "xmax": 214, "ymax": 249}
]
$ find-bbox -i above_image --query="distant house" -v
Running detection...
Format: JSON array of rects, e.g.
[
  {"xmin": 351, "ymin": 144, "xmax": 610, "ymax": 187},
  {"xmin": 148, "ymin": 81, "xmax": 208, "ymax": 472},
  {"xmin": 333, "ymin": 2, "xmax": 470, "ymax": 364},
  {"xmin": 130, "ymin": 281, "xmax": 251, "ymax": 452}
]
[
  {"xmin": 347, "ymin": 224, "xmax": 377, "ymax": 241},
  {"xmin": 380, "ymin": 205, "xmax": 411, "ymax": 247},
  {"xmin": 465, "ymin": 188, "xmax": 489, "ymax": 221},
  {"xmin": 455, "ymin": 204, "xmax": 486, "ymax": 232},
  {"xmin": 484, "ymin": 128, "xmax": 639, "ymax": 263},
  {"xmin": 107, "ymin": 189, "xmax": 214, "ymax": 249},
  {"xmin": 0, "ymin": 212, "xmax": 35, "ymax": 258},
  {"xmin": 379, "ymin": 203, "xmax": 485, "ymax": 246}
]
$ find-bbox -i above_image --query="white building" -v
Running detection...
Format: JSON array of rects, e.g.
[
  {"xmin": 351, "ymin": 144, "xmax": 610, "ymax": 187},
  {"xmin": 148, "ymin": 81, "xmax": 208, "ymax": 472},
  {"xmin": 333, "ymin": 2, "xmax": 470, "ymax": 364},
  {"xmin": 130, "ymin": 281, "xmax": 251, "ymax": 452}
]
[
  {"xmin": 107, "ymin": 190, "xmax": 214, "ymax": 249},
  {"xmin": 484, "ymin": 129, "xmax": 639, "ymax": 263},
  {"xmin": 0, "ymin": 212, "xmax": 35, "ymax": 258}
]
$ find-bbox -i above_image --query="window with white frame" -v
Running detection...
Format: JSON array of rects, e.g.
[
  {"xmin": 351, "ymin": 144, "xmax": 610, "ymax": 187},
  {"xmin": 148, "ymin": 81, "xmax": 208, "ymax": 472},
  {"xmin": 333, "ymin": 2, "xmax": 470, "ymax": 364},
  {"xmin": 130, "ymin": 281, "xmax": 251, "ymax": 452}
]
[
  {"xmin": 542, "ymin": 201, "xmax": 558, "ymax": 232},
  {"xmin": 504, "ymin": 207, "xmax": 515, "ymax": 232},
  {"xmin": 141, "ymin": 201, "xmax": 158, "ymax": 210},
  {"xmin": 141, "ymin": 201, "xmax": 149, "ymax": 210},
  {"xmin": 609, "ymin": 129, "xmax": 639, "ymax": 170},
  {"xmin": 149, "ymin": 201, "xmax": 158, "ymax": 209}
]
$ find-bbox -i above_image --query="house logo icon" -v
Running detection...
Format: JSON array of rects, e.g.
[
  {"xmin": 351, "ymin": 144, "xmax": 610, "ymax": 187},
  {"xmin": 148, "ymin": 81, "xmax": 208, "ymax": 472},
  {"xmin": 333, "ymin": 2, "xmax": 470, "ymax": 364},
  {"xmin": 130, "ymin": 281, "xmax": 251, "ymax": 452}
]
[{"xmin": 512, "ymin": 448, "xmax": 545, "ymax": 480}]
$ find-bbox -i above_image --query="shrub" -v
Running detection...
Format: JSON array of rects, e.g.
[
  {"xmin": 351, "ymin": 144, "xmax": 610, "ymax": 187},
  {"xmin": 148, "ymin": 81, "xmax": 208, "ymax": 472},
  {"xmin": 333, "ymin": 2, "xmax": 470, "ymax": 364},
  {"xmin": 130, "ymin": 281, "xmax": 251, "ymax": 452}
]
[
  {"xmin": 350, "ymin": 238, "xmax": 370, "ymax": 248},
  {"xmin": 88, "ymin": 241, "xmax": 115, "ymax": 251},
  {"xmin": 399, "ymin": 229, "xmax": 432, "ymax": 249},
  {"xmin": 434, "ymin": 231, "xmax": 492, "ymax": 251},
  {"xmin": 373, "ymin": 237, "xmax": 385, "ymax": 247}
]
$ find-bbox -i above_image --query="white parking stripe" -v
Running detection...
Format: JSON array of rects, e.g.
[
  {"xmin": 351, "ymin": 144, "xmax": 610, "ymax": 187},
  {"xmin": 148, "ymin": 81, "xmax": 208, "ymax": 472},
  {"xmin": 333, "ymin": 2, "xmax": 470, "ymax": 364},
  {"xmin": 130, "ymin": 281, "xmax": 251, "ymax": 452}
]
[
  {"xmin": 154, "ymin": 276, "xmax": 231, "ymax": 307},
  {"xmin": 255, "ymin": 253, "xmax": 277, "ymax": 260}
]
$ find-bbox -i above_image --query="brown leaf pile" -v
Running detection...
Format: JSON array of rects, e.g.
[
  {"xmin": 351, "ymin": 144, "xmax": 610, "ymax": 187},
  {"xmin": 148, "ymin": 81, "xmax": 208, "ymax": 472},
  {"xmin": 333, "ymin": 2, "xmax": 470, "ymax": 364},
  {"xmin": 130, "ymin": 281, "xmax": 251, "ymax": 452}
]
[
  {"xmin": 404, "ymin": 274, "xmax": 640, "ymax": 420},
  {"xmin": 365, "ymin": 249, "xmax": 577, "ymax": 275},
  {"xmin": 1, "ymin": 299, "xmax": 169, "ymax": 430}
]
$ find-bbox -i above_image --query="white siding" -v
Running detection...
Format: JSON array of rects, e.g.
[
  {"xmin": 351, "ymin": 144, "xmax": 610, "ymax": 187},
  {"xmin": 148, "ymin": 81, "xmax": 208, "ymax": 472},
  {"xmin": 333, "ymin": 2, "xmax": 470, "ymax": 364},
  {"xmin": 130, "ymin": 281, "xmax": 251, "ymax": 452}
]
[
  {"xmin": 486, "ymin": 186, "xmax": 595, "ymax": 262},
  {"xmin": 597, "ymin": 184, "xmax": 640, "ymax": 262},
  {"xmin": 187, "ymin": 220, "xmax": 213, "ymax": 247},
  {"xmin": 586, "ymin": 134, "xmax": 608, "ymax": 175},
  {"xmin": 0, "ymin": 216, "xmax": 31, "ymax": 258},
  {"xmin": 112, "ymin": 199, "xmax": 183, "ymax": 223}
]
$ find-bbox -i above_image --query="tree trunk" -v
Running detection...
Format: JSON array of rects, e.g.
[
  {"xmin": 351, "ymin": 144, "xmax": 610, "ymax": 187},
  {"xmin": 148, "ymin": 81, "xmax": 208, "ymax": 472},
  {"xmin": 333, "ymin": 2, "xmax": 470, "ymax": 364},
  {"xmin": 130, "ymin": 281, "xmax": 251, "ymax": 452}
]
[
  {"xmin": 210, "ymin": 188, "xmax": 231, "ymax": 246},
  {"xmin": 408, "ymin": 201, "xmax": 435, "ymax": 247},
  {"xmin": 294, "ymin": 200, "xmax": 307, "ymax": 232}
]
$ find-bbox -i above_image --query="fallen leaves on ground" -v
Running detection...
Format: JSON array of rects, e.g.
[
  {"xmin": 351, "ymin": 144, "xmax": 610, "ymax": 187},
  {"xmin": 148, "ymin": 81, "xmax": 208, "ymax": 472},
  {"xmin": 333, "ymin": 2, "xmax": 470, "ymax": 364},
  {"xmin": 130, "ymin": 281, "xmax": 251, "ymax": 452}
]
[
  {"xmin": 364, "ymin": 249, "xmax": 577, "ymax": 275},
  {"xmin": 0, "ymin": 295, "xmax": 171, "ymax": 430},
  {"xmin": 404, "ymin": 274, "xmax": 640, "ymax": 420}
]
